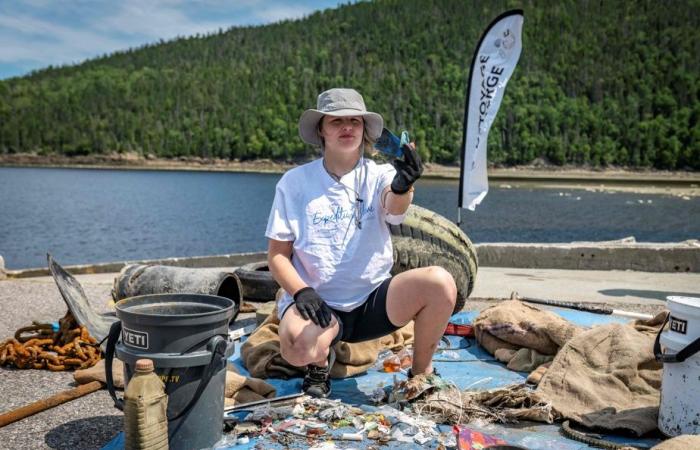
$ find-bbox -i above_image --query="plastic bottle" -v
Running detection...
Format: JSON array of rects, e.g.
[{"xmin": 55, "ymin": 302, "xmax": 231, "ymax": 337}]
[
  {"xmin": 398, "ymin": 348, "xmax": 413, "ymax": 369},
  {"xmin": 373, "ymin": 349, "xmax": 394, "ymax": 370},
  {"xmin": 382, "ymin": 354, "xmax": 401, "ymax": 372},
  {"xmin": 124, "ymin": 359, "xmax": 169, "ymax": 450}
]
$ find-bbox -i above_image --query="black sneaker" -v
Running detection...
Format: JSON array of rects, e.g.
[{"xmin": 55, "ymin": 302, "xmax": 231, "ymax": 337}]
[
  {"xmin": 407, "ymin": 367, "xmax": 440, "ymax": 378},
  {"xmin": 302, "ymin": 348, "xmax": 335, "ymax": 398}
]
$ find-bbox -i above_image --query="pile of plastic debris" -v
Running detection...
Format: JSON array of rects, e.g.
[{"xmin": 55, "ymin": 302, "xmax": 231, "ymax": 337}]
[
  {"xmin": 216, "ymin": 371, "xmax": 550, "ymax": 448},
  {"xmin": 219, "ymin": 395, "xmax": 457, "ymax": 449}
]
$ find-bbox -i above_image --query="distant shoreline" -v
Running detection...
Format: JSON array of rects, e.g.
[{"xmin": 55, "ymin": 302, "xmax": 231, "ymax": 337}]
[{"xmin": 2, "ymin": 153, "xmax": 699, "ymax": 196}]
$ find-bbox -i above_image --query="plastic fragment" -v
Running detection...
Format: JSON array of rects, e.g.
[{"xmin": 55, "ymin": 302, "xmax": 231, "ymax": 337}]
[
  {"xmin": 439, "ymin": 350, "xmax": 461, "ymax": 360},
  {"xmin": 332, "ymin": 418, "xmax": 353, "ymax": 428},
  {"xmin": 292, "ymin": 403, "xmax": 305, "ymax": 418},
  {"xmin": 212, "ymin": 433, "xmax": 239, "ymax": 449},
  {"xmin": 233, "ymin": 421, "xmax": 260, "ymax": 435},
  {"xmin": 370, "ymin": 387, "xmax": 386, "ymax": 404},
  {"xmin": 391, "ymin": 428, "xmax": 414, "ymax": 443},
  {"xmin": 352, "ymin": 416, "xmax": 364, "ymax": 430},
  {"xmin": 245, "ymin": 405, "xmax": 289, "ymax": 421},
  {"xmin": 305, "ymin": 421, "xmax": 327, "ymax": 429},
  {"xmin": 413, "ymin": 431, "xmax": 431, "ymax": 444},
  {"xmin": 318, "ymin": 405, "xmax": 348, "ymax": 421},
  {"xmin": 454, "ymin": 425, "xmax": 507, "ymax": 449},
  {"xmin": 341, "ymin": 432, "xmax": 363, "ymax": 441},
  {"xmin": 306, "ymin": 427, "xmax": 325, "ymax": 438},
  {"xmin": 309, "ymin": 441, "xmax": 338, "ymax": 450},
  {"xmin": 363, "ymin": 421, "xmax": 378, "ymax": 432},
  {"xmin": 439, "ymin": 431, "xmax": 457, "ymax": 448}
]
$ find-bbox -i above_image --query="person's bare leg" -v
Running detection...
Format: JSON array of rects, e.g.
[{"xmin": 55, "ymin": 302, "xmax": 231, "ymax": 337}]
[
  {"xmin": 278, "ymin": 305, "xmax": 340, "ymax": 367},
  {"xmin": 385, "ymin": 266, "xmax": 457, "ymax": 375}
]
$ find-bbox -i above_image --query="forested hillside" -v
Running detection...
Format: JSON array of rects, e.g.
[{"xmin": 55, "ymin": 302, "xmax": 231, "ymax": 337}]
[{"xmin": 1, "ymin": 0, "xmax": 698, "ymax": 169}]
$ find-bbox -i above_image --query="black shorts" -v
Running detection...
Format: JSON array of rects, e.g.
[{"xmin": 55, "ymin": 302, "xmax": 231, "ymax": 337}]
[{"xmin": 330, "ymin": 277, "xmax": 400, "ymax": 345}]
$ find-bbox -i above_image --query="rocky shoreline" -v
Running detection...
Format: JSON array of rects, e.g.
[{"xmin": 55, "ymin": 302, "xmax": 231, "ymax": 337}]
[{"xmin": 2, "ymin": 153, "xmax": 699, "ymax": 196}]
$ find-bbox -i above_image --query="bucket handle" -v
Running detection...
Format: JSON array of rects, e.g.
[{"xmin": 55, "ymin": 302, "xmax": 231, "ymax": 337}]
[
  {"xmin": 168, "ymin": 335, "xmax": 227, "ymax": 421},
  {"xmin": 654, "ymin": 312, "xmax": 700, "ymax": 363},
  {"xmin": 105, "ymin": 321, "xmax": 124, "ymax": 410},
  {"xmin": 104, "ymin": 320, "xmax": 228, "ymax": 420}
]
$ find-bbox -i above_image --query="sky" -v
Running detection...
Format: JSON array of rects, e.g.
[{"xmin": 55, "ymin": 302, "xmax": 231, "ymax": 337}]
[{"xmin": 0, "ymin": 0, "xmax": 350, "ymax": 80}]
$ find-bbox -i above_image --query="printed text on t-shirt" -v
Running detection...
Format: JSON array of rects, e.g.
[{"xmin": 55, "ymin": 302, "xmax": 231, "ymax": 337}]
[{"xmin": 311, "ymin": 203, "xmax": 376, "ymax": 226}]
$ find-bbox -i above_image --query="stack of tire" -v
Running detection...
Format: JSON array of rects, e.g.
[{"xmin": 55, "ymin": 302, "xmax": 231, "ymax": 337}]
[{"xmin": 235, "ymin": 205, "xmax": 478, "ymax": 314}]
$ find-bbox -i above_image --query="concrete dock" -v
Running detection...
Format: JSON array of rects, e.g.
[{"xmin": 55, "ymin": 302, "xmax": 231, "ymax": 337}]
[{"xmin": 0, "ymin": 266, "xmax": 698, "ymax": 449}]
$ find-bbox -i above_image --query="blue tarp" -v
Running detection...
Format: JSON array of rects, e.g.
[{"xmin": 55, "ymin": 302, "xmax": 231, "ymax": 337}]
[{"xmin": 103, "ymin": 307, "xmax": 662, "ymax": 449}]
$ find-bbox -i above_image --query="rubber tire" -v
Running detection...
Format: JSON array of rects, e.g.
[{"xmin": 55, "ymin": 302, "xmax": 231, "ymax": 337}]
[
  {"xmin": 236, "ymin": 205, "xmax": 479, "ymax": 311},
  {"xmin": 388, "ymin": 204, "xmax": 478, "ymax": 314},
  {"xmin": 235, "ymin": 261, "xmax": 280, "ymax": 302}
]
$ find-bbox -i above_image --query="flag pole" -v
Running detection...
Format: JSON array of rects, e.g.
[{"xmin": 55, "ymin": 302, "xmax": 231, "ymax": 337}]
[{"xmin": 457, "ymin": 9, "xmax": 524, "ymax": 225}]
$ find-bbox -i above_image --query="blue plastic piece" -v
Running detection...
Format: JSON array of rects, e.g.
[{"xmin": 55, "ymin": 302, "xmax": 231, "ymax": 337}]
[{"xmin": 374, "ymin": 128, "xmax": 407, "ymax": 158}]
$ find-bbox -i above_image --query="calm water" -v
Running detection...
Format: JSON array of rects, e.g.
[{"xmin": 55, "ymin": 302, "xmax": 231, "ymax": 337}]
[{"xmin": 1, "ymin": 167, "xmax": 698, "ymax": 269}]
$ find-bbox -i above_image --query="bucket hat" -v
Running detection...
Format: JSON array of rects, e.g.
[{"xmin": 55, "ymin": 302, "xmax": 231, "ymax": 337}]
[{"xmin": 299, "ymin": 88, "xmax": 383, "ymax": 146}]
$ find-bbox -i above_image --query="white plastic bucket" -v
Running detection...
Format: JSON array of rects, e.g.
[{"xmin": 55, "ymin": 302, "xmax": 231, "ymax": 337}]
[{"xmin": 656, "ymin": 296, "xmax": 700, "ymax": 437}]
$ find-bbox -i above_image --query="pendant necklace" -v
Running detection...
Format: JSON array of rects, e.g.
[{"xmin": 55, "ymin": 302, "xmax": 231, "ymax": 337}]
[{"xmin": 323, "ymin": 156, "xmax": 365, "ymax": 229}]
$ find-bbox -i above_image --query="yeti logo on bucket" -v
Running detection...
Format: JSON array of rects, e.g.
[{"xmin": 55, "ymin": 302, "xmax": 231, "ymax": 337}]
[
  {"xmin": 670, "ymin": 316, "xmax": 687, "ymax": 334},
  {"xmin": 122, "ymin": 327, "xmax": 149, "ymax": 349}
]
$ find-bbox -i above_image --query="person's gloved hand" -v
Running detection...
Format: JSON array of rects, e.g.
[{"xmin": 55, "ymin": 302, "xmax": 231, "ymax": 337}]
[
  {"xmin": 293, "ymin": 287, "xmax": 333, "ymax": 328},
  {"xmin": 391, "ymin": 143, "xmax": 424, "ymax": 194}
]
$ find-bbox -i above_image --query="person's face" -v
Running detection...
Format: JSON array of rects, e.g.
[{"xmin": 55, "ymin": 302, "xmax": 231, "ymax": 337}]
[{"xmin": 319, "ymin": 115, "xmax": 364, "ymax": 153}]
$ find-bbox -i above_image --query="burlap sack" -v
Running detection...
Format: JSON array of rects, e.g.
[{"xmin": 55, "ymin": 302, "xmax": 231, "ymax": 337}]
[
  {"xmin": 241, "ymin": 303, "xmax": 414, "ymax": 379},
  {"xmin": 535, "ymin": 312, "xmax": 666, "ymax": 436},
  {"xmin": 526, "ymin": 362, "xmax": 551, "ymax": 385},
  {"xmin": 74, "ymin": 358, "xmax": 124, "ymax": 388},
  {"xmin": 474, "ymin": 300, "xmax": 583, "ymax": 356},
  {"xmin": 496, "ymin": 347, "xmax": 554, "ymax": 372},
  {"xmin": 224, "ymin": 365, "xmax": 276, "ymax": 407}
]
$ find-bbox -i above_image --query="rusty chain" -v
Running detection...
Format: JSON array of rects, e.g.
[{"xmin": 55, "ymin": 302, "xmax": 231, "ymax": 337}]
[{"xmin": 0, "ymin": 311, "xmax": 101, "ymax": 371}]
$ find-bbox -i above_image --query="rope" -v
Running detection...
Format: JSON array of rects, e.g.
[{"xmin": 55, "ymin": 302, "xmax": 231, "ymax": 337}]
[
  {"xmin": 561, "ymin": 420, "xmax": 647, "ymax": 449},
  {"xmin": 0, "ymin": 311, "xmax": 101, "ymax": 371}
]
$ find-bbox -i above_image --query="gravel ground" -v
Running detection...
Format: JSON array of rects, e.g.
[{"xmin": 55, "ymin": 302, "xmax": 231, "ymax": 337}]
[
  {"xmin": 0, "ymin": 273, "xmax": 670, "ymax": 449},
  {"xmin": 0, "ymin": 276, "xmax": 120, "ymax": 450}
]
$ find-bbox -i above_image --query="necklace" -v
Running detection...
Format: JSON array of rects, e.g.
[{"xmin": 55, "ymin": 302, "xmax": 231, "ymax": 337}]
[{"xmin": 322, "ymin": 156, "xmax": 365, "ymax": 229}]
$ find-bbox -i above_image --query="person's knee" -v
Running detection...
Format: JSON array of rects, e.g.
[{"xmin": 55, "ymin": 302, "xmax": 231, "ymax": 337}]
[
  {"xmin": 280, "ymin": 334, "xmax": 327, "ymax": 367},
  {"xmin": 280, "ymin": 338, "xmax": 310, "ymax": 367},
  {"xmin": 426, "ymin": 266, "xmax": 457, "ymax": 308}
]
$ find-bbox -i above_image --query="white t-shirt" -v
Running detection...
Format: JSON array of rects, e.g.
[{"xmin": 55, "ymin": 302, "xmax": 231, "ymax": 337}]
[{"xmin": 265, "ymin": 157, "xmax": 406, "ymax": 318}]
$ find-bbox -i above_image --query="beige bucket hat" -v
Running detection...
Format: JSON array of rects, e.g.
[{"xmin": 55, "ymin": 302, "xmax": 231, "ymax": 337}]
[{"xmin": 299, "ymin": 88, "xmax": 383, "ymax": 146}]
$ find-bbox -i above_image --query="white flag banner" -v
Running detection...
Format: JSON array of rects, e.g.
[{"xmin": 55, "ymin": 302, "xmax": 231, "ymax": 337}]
[{"xmin": 459, "ymin": 10, "xmax": 524, "ymax": 211}]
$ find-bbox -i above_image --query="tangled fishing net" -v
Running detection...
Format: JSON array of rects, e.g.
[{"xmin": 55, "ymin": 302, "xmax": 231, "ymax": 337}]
[{"xmin": 388, "ymin": 373, "xmax": 556, "ymax": 425}]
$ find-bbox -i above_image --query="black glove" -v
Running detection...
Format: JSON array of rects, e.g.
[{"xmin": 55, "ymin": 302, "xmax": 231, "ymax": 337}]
[
  {"xmin": 391, "ymin": 144, "xmax": 424, "ymax": 194},
  {"xmin": 293, "ymin": 287, "xmax": 333, "ymax": 328}
]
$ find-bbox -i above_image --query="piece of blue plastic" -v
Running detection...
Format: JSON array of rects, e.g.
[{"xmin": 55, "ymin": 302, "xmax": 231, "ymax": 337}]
[{"xmin": 374, "ymin": 128, "xmax": 407, "ymax": 158}]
